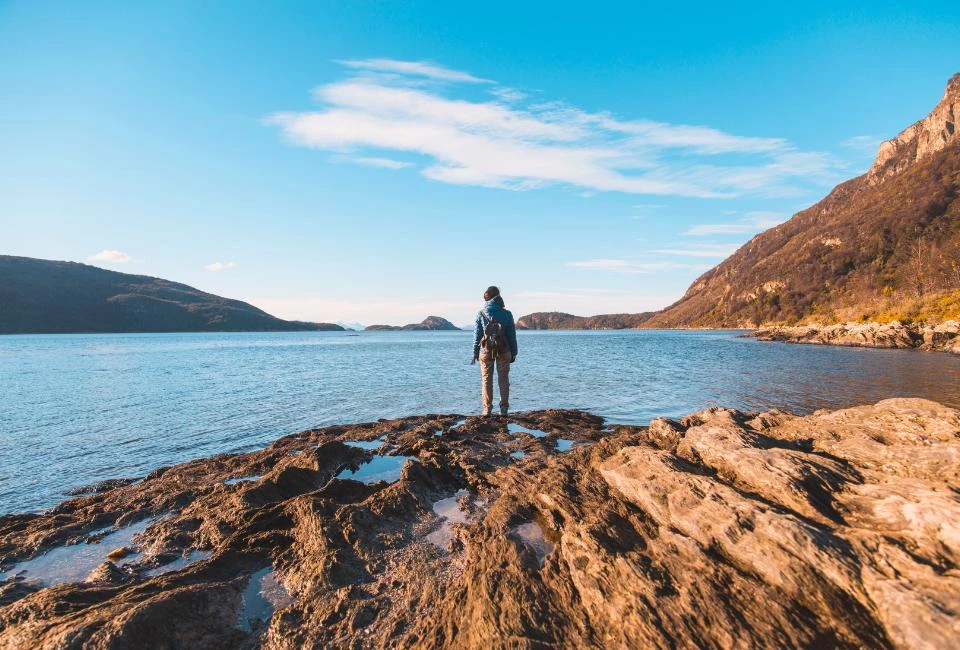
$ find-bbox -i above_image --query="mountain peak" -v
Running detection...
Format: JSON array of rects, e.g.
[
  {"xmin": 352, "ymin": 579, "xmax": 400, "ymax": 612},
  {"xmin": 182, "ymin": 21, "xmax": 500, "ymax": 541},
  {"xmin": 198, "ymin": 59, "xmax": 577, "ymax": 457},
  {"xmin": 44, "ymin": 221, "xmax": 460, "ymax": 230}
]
[{"xmin": 867, "ymin": 72, "xmax": 960, "ymax": 184}]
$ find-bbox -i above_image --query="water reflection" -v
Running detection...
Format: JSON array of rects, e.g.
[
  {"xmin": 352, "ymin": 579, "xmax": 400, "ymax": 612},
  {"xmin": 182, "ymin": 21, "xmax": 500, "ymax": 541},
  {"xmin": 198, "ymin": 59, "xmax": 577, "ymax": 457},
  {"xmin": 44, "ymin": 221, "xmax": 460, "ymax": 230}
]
[
  {"xmin": 335, "ymin": 455, "xmax": 414, "ymax": 484},
  {"xmin": 0, "ymin": 517, "xmax": 157, "ymax": 585}
]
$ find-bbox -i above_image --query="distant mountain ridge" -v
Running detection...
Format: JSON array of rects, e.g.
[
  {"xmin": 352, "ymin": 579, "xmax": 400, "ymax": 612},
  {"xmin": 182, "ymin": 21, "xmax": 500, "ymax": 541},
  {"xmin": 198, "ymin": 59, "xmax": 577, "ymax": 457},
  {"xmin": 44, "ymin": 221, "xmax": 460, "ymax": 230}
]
[
  {"xmin": 645, "ymin": 73, "xmax": 960, "ymax": 328},
  {"xmin": 0, "ymin": 256, "xmax": 344, "ymax": 334},
  {"xmin": 516, "ymin": 312, "xmax": 655, "ymax": 330},
  {"xmin": 365, "ymin": 316, "xmax": 461, "ymax": 331}
]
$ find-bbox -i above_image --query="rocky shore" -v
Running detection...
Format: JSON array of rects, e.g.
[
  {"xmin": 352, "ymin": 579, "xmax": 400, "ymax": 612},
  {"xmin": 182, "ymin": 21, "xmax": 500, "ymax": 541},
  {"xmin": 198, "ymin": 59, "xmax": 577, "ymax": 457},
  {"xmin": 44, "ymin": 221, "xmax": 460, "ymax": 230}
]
[
  {"xmin": 751, "ymin": 320, "xmax": 960, "ymax": 353},
  {"xmin": 2, "ymin": 399, "xmax": 959, "ymax": 648}
]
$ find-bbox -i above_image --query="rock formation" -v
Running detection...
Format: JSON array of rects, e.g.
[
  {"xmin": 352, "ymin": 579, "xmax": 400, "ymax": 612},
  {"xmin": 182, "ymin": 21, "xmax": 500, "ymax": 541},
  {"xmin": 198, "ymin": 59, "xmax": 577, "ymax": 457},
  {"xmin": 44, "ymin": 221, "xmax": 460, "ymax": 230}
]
[
  {"xmin": 868, "ymin": 73, "xmax": 960, "ymax": 185},
  {"xmin": 751, "ymin": 319, "xmax": 960, "ymax": 353},
  {"xmin": 2, "ymin": 399, "xmax": 959, "ymax": 648}
]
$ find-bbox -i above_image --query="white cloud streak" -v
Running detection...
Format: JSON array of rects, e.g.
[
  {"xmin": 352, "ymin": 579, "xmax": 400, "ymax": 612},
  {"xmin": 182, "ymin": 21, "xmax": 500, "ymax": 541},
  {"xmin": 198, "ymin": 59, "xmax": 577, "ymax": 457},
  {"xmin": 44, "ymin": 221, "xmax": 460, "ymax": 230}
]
[
  {"xmin": 337, "ymin": 58, "xmax": 491, "ymax": 84},
  {"xmin": 566, "ymin": 259, "xmax": 706, "ymax": 274},
  {"xmin": 842, "ymin": 134, "xmax": 882, "ymax": 152},
  {"xmin": 88, "ymin": 250, "xmax": 130, "ymax": 263},
  {"xmin": 684, "ymin": 211, "xmax": 787, "ymax": 236},
  {"xmin": 205, "ymin": 261, "xmax": 237, "ymax": 272},
  {"xmin": 342, "ymin": 155, "xmax": 412, "ymax": 169},
  {"xmin": 650, "ymin": 243, "xmax": 740, "ymax": 258},
  {"xmin": 266, "ymin": 60, "xmax": 844, "ymax": 198}
]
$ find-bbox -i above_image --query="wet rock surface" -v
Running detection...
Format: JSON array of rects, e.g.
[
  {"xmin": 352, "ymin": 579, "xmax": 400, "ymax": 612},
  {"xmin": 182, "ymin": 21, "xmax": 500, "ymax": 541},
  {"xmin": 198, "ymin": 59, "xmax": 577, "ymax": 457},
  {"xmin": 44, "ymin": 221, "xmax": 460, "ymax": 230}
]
[
  {"xmin": 1, "ymin": 400, "xmax": 958, "ymax": 649},
  {"xmin": 751, "ymin": 320, "xmax": 960, "ymax": 353}
]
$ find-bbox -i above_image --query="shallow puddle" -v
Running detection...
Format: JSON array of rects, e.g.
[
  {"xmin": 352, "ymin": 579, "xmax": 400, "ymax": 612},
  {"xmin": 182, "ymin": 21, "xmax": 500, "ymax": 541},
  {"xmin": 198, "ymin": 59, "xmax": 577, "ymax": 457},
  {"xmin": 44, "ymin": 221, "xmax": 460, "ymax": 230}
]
[
  {"xmin": 336, "ymin": 454, "xmax": 415, "ymax": 484},
  {"xmin": 146, "ymin": 549, "xmax": 213, "ymax": 577},
  {"xmin": 239, "ymin": 567, "xmax": 294, "ymax": 631},
  {"xmin": 449, "ymin": 419, "xmax": 467, "ymax": 430},
  {"xmin": 510, "ymin": 450, "xmax": 526, "ymax": 460},
  {"xmin": 426, "ymin": 489, "xmax": 470, "ymax": 549},
  {"xmin": 224, "ymin": 475, "xmax": 261, "ymax": 485},
  {"xmin": 0, "ymin": 517, "xmax": 158, "ymax": 586},
  {"xmin": 343, "ymin": 436, "xmax": 386, "ymax": 450},
  {"xmin": 507, "ymin": 423, "xmax": 547, "ymax": 438},
  {"xmin": 555, "ymin": 439, "xmax": 574, "ymax": 452},
  {"xmin": 512, "ymin": 521, "xmax": 554, "ymax": 567}
]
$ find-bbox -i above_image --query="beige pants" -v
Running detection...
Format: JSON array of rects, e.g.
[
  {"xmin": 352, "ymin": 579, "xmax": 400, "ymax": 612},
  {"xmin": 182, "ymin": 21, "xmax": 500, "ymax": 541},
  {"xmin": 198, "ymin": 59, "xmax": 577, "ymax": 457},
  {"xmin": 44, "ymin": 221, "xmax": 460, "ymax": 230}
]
[{"xmin": 479, "ymin": 348, "xmax": 511, "ymax": 414}]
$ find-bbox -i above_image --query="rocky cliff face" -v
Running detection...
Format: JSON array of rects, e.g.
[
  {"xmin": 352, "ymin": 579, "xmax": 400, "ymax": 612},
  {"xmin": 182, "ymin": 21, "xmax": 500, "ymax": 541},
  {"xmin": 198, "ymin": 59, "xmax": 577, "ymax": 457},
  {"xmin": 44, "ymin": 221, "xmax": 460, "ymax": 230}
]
[
  {"xmin": 2, "ymin": 400, "xmax": 958, "ymax": 648},
  {"xmin": 647, "ymin": 74, "xmax": 960, "ymax": 329},
  {"xmin": 868, "ymin": 73, "xmax": 960, "ymax": 184}
]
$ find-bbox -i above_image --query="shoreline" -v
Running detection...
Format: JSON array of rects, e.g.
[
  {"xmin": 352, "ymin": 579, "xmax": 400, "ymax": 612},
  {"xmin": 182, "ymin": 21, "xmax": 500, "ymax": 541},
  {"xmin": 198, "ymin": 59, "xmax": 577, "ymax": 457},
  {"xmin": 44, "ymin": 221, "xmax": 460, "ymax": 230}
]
[
  {"xmin": 2, "ymin": 400, "xmax": 958, "ymax": 647},
  {"xmin": 750, "ymin": 320, "xmax": 960, "ymax": 354}
]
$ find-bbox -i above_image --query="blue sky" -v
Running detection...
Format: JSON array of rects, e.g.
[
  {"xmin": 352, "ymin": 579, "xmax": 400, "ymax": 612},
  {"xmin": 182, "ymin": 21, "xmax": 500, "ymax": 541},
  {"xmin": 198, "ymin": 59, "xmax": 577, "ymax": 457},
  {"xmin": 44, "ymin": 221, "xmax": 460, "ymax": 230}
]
[{"xmin": 3, "ymin": 1, "xmax": 959, "ymax": 325}]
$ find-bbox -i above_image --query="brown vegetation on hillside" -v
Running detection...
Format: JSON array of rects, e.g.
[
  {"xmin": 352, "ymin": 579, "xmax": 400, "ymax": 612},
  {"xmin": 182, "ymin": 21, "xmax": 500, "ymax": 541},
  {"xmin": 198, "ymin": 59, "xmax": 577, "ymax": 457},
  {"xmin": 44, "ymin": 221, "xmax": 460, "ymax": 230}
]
[{"xmin": 647, "ymin": 74, "xmax": 960, "ymax": 328}]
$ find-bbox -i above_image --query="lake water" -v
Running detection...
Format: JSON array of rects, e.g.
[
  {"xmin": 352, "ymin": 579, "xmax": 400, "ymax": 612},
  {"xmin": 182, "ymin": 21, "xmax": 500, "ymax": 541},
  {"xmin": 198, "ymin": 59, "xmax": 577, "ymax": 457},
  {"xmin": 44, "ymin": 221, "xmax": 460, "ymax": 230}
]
[{"xmin": 1, "ymin": 330, "xmax": 958, "ymax": 515}]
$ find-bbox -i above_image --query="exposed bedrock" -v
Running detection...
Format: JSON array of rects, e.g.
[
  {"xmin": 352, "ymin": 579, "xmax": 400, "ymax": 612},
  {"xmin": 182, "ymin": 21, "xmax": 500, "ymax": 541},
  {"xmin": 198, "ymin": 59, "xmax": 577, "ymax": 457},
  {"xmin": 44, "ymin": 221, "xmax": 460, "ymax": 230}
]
[
  {"xmin": 1, "ymin": 400, "xmax": 958, "ymax": 649},
  {"xmin": 751, "ymin": 320, "xmax": 960, "ymax": 353}
]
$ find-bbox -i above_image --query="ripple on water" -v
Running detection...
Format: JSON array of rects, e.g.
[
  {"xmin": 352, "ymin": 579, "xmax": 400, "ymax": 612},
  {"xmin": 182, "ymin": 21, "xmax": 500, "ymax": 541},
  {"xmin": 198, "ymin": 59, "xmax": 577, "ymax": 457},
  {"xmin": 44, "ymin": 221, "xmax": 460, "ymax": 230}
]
[
  {"xmin": 7, "ymin": 330, "xmax": 960, "ymax": 516},
  {"xmin": 0, "ymin": 517, "xmax": 158, "ymax": 585},
  {"xmin": 335, "ymin": 455, "xmax": 415, "ymax": 484},
  {"xmin": 239, "ymin": 567, "xmax": 293, "ymax": 631}
]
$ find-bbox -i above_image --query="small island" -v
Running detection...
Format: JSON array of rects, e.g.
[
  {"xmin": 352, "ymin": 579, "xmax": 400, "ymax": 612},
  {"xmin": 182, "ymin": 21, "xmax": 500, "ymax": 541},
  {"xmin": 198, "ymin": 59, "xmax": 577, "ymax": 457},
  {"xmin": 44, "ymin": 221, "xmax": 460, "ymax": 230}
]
[{"xmin": 365, "ymin": 316, "xmax": 461, "ymax": 331}]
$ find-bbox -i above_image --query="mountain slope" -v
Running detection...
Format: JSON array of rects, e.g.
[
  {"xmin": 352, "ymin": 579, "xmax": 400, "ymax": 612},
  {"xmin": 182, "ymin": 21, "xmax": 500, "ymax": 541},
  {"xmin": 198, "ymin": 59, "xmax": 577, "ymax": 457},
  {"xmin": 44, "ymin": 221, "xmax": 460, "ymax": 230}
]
[
  {"xmin": 647, "ymin": 74, "xmax": 960, "ymax": 328},
  {"xmin": 0, "ymin": 256, "xmax": 343, "ymax": 334}
]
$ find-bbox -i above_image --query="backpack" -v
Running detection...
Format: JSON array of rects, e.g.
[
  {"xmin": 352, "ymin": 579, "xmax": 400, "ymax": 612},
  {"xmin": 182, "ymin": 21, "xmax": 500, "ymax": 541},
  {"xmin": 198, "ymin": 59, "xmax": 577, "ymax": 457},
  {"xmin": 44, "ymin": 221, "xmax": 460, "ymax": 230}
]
[{"xmin": 481, "ymin": 314, "xmax": 509, "ymax": 356}]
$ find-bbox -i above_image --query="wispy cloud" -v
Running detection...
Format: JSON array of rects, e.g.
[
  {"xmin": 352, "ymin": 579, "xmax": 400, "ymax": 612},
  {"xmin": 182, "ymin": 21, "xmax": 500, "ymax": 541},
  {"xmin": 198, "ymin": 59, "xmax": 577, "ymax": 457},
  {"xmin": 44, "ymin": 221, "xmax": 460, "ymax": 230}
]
[
  {"xmin": 566, "ymin": 259, "xmax": 705, "ymax": 274},
  {"xmin": 684, "ymin": 211, "xmax": 786, "ymax": 236},
  {"xmin": 337, "ymin": 58, "xmax": 491, "ymax": 84},
  {"xmin": 842, "ymin": 134, "xmax": 881, "ymax": 152},
  {"xmin": 88, "ymin": 250, "xmax": 130, "ymax": 263},
  {"xmin": 490, "ymin": 86, "xmax": 527, "ymax": 102},
  {"xmin": 266, "ymin": 60, "xmax": 844, "ymax": 198},
  {"xmin": 340, "ymin": 155, "xmax": 412, "ymax": 169},
  {"xmin": 650, "ymin": 243, "xmax": 740, "ymax": 258},
  {"xmin": 205, "ymin": 261, "xmax": 237, "ymax": 272}
]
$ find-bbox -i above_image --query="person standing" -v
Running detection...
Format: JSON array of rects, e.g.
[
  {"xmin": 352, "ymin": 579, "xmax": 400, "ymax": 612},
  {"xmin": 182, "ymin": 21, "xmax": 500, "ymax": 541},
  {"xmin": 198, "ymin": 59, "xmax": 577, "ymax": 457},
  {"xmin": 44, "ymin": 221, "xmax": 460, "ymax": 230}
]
[{"xmin": 471, "ymin": 286, "xmax": 518, "ymax": 416}]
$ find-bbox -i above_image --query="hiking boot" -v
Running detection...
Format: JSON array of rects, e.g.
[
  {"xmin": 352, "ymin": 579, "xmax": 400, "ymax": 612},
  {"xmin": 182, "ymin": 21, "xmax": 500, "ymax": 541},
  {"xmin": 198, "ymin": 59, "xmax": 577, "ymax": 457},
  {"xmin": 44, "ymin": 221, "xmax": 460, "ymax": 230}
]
[{"xmin": 500, "ymin": 407, "xmax": 508, "ymax": 417}]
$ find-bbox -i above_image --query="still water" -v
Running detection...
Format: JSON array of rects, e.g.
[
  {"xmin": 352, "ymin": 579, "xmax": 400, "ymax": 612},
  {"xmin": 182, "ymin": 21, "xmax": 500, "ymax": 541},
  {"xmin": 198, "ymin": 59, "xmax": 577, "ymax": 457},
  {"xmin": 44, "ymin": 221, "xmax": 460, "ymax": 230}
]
[{"xmin": 1, "ymin": 329, "xmax": 958, "ymax": 514}]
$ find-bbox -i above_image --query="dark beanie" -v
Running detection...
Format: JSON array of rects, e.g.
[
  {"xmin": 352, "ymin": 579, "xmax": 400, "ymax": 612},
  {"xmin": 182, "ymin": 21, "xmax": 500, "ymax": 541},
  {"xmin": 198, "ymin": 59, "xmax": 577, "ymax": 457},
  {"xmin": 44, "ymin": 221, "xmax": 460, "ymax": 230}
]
[{"xmin": 483, "ymin": 286, "xmax": 500, "ymax": 301}]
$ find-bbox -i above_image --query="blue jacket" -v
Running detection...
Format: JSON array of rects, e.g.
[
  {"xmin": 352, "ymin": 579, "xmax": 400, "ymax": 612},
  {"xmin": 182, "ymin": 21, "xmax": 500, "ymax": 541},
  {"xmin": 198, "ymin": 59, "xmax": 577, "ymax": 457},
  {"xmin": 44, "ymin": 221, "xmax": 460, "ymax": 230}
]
[{"xmin": 473, "ymin": 300, "xmax": 518, "ymax": 359}]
